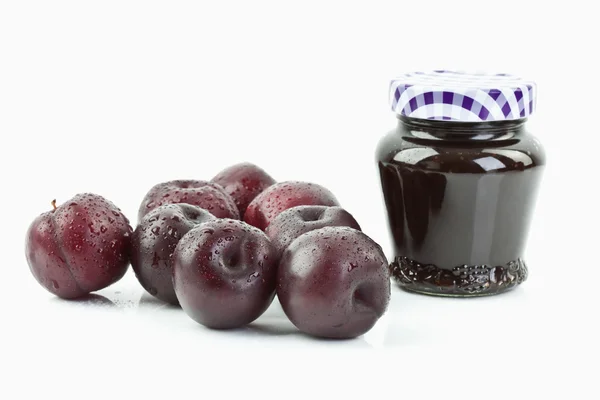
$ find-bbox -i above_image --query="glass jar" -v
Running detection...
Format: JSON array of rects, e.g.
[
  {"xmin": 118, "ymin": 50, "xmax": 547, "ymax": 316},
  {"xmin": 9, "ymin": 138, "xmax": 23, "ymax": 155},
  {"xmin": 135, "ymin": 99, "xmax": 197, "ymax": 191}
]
[{"xmin": 376, "ymin": 71, "xmax": 545, "ymax": 297}]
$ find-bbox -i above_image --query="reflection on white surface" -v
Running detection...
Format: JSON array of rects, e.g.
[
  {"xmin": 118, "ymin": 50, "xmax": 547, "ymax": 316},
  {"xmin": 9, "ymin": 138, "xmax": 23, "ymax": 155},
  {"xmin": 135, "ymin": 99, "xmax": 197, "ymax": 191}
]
[
  {"xmin": 17, "ymin": 272, "xmax": 546, "ymax": 353},
  {"xmin": 90, "ymin": 283, "xmax": 378, "ymax": 347},
  {"xmin": 9, "ymin": 273, "xmax": 579, "ymax": 398}
]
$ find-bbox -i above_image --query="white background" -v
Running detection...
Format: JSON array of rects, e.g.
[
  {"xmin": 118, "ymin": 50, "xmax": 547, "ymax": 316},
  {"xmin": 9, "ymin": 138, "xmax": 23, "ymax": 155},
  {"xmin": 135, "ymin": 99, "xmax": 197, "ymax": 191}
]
[{"xmin": 1, "ymin": 1, "xmax": 598, "ymax": 399}]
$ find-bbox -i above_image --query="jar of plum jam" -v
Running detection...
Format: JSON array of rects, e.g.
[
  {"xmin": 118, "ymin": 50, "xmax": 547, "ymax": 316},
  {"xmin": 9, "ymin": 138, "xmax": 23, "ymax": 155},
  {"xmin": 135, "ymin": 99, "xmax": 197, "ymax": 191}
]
[{"xmin": 376, "ymin": 71, "xmax": 545, "ymax": 297}]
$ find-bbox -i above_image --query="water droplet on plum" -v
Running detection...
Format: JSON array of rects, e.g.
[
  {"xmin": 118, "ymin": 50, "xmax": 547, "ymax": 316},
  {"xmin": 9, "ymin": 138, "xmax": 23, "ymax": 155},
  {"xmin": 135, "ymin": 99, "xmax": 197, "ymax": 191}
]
[{"xmin": 247, "ymin": 272, "xmax": 260, "ymax": 282}]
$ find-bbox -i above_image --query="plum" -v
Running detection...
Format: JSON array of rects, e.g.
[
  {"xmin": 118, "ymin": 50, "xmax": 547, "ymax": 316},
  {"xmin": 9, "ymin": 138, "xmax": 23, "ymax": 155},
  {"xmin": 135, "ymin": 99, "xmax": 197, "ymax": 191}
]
[
  {"xmin": 212, "ymin": 162, "xmax": 276, "ymax": 218},
  {"xmin": 25, "ymin": 193, "xmax": 132, "ymax": 299},
  {"xmin": 131, "ymin": 204, "xmax": 216, "ymax": 305},
  {"xmin": 137, "ymin": 180, "xmax": 239, "ymax": 222},
  {"xmin": 265, "ymin": 205, "xmax": 361, "ymax": 256},
  {"xmin": 277, "ymin": 226, "xmax": 390, "ymax": 339},
  {"xmin": 244, "ymin": 181, "xmax": 339, "ymax": 231},
  {"xmin": 173, "ymin": 219, "xmax": 278, "ymax": 329}
]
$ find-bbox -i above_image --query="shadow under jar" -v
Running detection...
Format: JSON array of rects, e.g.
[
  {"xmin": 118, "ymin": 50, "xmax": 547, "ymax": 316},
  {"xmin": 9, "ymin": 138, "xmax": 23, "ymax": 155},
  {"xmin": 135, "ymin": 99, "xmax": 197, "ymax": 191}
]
[{"xmin": 376, "ymin": 71, "xmax": 545, "ymax": 297}]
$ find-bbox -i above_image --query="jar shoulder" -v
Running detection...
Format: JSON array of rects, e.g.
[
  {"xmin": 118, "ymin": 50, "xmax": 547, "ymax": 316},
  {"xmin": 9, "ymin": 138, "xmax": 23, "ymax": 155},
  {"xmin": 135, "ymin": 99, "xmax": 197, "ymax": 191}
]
[{"xmin": 376, "ymin": 125, "xmax": 546, "ymax": 173}]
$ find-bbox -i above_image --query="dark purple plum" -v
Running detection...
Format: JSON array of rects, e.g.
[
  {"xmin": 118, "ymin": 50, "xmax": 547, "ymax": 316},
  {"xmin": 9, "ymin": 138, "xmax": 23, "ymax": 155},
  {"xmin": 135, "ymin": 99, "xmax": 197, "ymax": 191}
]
[
  {"xmin": 244, "ymin": 181, "xmax": 339, "ymax": 231},
  {"xmin": 25, "ymin": 193, "xmax": 132, "ymax": 299},
  {"xmin": 265, "ymin": 205, "xmax": 361, "ymax": 256},
  {"xmin": 173, "ymin": 219, "xmax": 278, "ymax": 329},
  {"xmin": 277, "ymin": 226, "xmax": 390, "ymax": 339},
  {"xmin": 212, "ymin": 162, "xmax": 276, "ymax": 218},
  {"xmin": 131, "ymin": 204, "xmax": 215, "ymax": 305},
  {"xmin": 137, "ymin": 180, "xmax": 239, "ymax": 222}
]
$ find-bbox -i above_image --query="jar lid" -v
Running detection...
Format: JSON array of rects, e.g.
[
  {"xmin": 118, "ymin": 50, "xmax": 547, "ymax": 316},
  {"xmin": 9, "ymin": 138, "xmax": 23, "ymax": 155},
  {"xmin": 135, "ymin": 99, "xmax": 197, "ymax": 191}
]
[{"xmin": 389, "ymin": 70, "xmax": 536, "ymax": 122}]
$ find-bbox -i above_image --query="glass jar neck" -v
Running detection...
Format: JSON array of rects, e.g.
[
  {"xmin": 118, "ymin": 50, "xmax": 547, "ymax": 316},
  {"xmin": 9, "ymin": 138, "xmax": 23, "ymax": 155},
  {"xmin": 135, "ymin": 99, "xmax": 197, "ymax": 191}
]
[{"xmin": 398, "ymin": 115, "xmax": 526, "ymax": 140}]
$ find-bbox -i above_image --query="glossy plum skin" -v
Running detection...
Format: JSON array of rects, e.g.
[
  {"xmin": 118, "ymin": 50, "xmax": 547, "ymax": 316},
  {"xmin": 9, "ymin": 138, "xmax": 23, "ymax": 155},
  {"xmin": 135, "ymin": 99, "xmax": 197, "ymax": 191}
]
[
  {"xmin": 25, "ymin": 193, "xmax": 132, "ymax": 299},
  {"xmin": 244, "ymin": 181, "xmax": 339, "ymax": 231},
  {"xmin": 265, "ymin": 206, "xmax": 361, "ymax": 256},
  {"xmin": 277, "ymin": 226, "xmax": 390, "ymax": 339},
  {"xmin": 131, "ymin": 204, "xmax": 216, "ymax": 305},
  {"xmin": 137, "ymin": 180, "xmax": 239, "ymax": 223},
  {"xmin": 212, "ymin": 162, "xmax": 276, "ymax": 218},
  {"xmin": 173, "ymin": 219, "xmax": 278, "ymax": 329}
]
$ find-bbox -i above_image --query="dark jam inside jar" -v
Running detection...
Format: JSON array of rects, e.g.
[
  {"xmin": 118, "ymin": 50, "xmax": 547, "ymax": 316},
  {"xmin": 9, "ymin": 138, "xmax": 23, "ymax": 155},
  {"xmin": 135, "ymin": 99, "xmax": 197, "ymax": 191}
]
[{"xmin": 376, "ymin": 115, "xmax": 545, "ymax": 296}]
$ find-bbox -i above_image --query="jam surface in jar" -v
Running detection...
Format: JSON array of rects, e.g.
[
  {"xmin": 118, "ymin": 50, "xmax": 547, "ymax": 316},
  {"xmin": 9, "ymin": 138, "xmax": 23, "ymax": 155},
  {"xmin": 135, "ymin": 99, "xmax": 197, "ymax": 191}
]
[{"xmin": 377, "ymin": 71, "xmax": 545, "ymax": 296}]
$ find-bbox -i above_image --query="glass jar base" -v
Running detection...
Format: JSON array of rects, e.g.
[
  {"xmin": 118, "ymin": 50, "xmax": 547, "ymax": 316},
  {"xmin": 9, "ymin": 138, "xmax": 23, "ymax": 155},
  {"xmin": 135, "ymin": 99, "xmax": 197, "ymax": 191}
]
[{"xmin": 390, "ymin": 256, "xmax": 528, "ymax": 297}]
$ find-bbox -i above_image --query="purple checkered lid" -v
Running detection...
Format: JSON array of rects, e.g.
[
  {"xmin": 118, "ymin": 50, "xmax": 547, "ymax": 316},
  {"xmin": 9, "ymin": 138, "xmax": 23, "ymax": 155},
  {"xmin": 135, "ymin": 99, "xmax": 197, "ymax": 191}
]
[{"xmin": 389, "ymin": 70, "xmax": 537, "ymax": 122}]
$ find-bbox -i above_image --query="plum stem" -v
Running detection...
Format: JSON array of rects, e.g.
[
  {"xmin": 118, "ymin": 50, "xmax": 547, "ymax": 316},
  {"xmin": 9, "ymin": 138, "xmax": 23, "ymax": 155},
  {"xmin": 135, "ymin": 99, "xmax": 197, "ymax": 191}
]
[{"xmin": 51, "ymin": 199, "xmax": 57, "ymax": 211}]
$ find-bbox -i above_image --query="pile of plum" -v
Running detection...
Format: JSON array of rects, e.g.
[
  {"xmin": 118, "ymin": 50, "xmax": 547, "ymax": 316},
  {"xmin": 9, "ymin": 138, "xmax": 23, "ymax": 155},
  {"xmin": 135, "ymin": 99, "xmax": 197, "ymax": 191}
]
[{"xmin": 25, "ymin": 163, "xmax": 390, "ymax": 339}]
